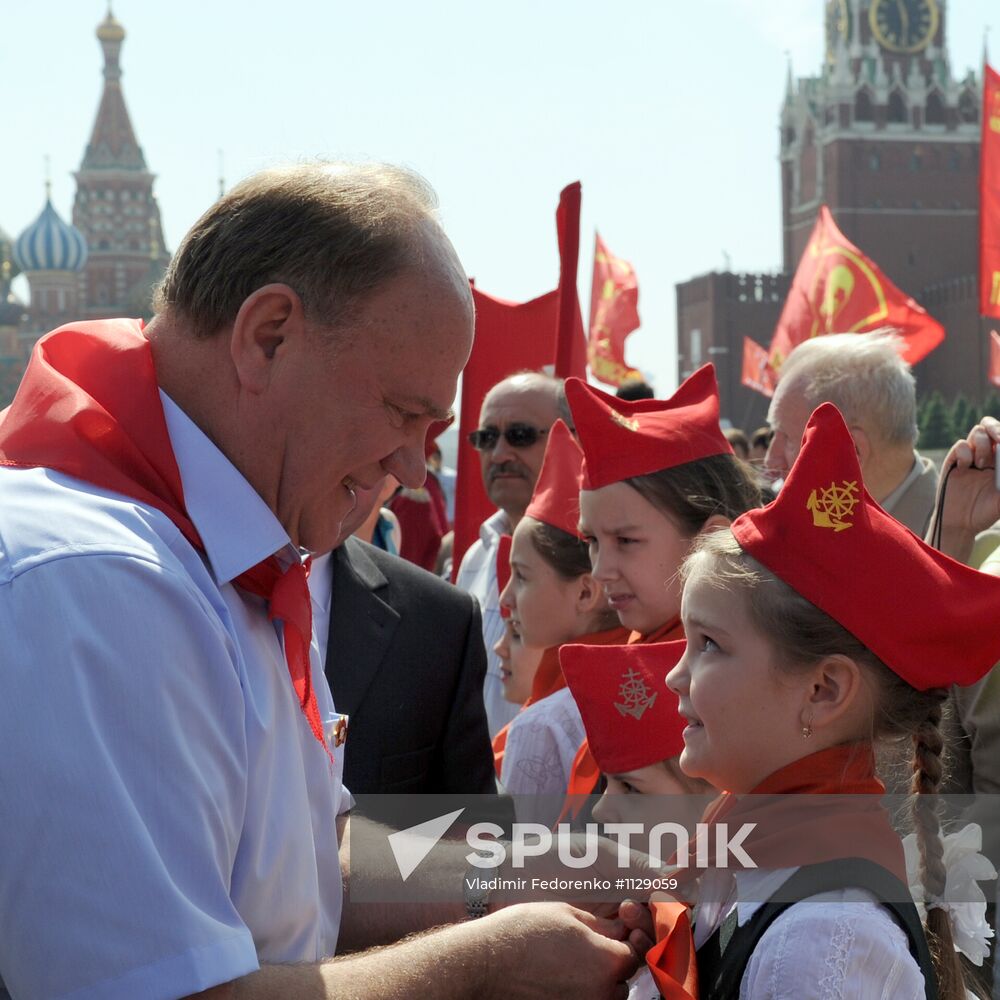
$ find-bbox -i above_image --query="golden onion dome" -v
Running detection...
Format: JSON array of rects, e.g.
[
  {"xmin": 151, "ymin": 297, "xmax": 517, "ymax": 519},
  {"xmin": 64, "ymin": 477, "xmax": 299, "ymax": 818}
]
[{"xmin": 96, "ymin": 10, "xmax": 125, "ymax": 43}]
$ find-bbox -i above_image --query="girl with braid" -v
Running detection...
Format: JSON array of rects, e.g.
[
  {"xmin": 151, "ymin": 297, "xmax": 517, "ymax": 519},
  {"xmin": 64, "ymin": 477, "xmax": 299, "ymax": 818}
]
[{"xmin": 651, "ymin": 403, "xmax": 1000, "ymax": 1000}]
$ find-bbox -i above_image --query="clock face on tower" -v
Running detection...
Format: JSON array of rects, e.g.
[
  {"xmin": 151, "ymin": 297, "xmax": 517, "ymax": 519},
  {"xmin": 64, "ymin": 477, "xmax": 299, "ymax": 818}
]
[{"xmin": 869, "ymin": 0, "xmax": 939, "ymax": 54}]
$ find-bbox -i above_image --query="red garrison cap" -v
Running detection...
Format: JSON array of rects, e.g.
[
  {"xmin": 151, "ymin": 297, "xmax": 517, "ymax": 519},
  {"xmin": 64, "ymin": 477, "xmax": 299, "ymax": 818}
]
[
  {"xmin": 731, "ymin": 403, "xmax": 1000, "ymax": 691},
  {"xmin": 425, "ymin": 416, "xmax": 454, "ymax": 459},
  {"xmin": 565, "ymin": 364, "xmax": 732, "ymax": 490},
  {"xmin": 559, "ymin": 640, "xmax": 688, "ymax": 774},
  {"xmin": 524, "ymin": 420, "xmax": 585, "ymax": 538},
  {"xmin": 496, "ymin": 533, "xmax": 512, "ymax": 618}
]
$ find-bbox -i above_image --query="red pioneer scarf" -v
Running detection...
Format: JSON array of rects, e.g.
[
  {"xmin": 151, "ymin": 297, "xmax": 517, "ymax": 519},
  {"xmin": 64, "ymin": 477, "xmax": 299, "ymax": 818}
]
[
  {"xmin": 645, "ymin": 742, "xmax": 905, "ymax": 998},
  {"xmin": 0, "ymin": 319, "xmax": 330, "ymax": 757}
]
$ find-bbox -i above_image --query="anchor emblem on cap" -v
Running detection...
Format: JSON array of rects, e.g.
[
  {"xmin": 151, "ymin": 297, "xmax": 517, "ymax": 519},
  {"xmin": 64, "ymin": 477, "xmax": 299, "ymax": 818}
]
[
  {"xmin": 807, "ymin": 480, "xmax": 859, "ymax": 532},
  {"xmin": 609, "ymin": 410, "xmax": 640, "ymax": 432},
  {"xmin": 614, "ymin": 668, "xmax": 657, "ymax": 719}
]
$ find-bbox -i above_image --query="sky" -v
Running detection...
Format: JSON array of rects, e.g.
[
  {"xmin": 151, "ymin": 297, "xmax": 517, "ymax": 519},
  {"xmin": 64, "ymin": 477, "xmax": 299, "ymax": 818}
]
[{"xmin": 2, "ymin": 0, "xmax": 994, "ymax": 397}]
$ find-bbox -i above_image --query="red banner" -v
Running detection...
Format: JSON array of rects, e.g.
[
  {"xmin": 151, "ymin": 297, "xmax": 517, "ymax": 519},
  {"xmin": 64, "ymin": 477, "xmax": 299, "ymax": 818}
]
[
  {"xmin": 587, "ymin": 232, "xmax": 641, "ymax": 386},
  {"xmin": 451, "ymin": 184, "xmax": 586, "ymax": 579},
  {"xmin": 989, "ymin": 330, "xmax": 1000, "ymax": 388},
  {"xmin": 555, "ymin": 182, "xmax": 587, "ymax": 379},
  {"xmin": 741, "ymin": 336, "xmax": 778, "ymax": 397},
  {"xmin": 981, "ymin": 62, "xmax": 1000, "ymax": 319},
  {"xmin": 768, "ymin": 205, "xmax": 944, "ymax": 372}
]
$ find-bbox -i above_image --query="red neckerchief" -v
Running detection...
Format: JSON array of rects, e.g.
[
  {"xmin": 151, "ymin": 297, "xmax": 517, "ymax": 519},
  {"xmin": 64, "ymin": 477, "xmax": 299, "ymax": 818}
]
[
  {"xmin": 492, "ymin": 625, "xmax": 632, "ymax": 778},
  {"xmin": 646, "ymin": 742, "xmax": 904, "ymax": 998},
  {"xmin": 0, "ymin": 320, "xmax": 330, "ymax": 758},
  {"xmin": 692, "ymin": 741, "xmax": 904, "ymax": 880}
]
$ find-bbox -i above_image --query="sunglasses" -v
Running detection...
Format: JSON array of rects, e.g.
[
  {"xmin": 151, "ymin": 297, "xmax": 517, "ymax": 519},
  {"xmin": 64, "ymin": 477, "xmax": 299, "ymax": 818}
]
[{"xmin": 467, "ymin": 423, "xmax": 549, "ymax": 451}]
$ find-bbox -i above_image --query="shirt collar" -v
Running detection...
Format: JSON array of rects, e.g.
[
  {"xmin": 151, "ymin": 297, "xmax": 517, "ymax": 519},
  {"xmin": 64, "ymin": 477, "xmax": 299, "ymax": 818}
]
[
  {"xmin": 480, "ymin": 508, "xmax": 512, "ymax": 544},
  {"xmin": 161, "ymin": 390, "xmax": 295, "ymax": 585},
  {"xmin": 879, "ymin": 451, "xmax": 923, "ymax": 514}
]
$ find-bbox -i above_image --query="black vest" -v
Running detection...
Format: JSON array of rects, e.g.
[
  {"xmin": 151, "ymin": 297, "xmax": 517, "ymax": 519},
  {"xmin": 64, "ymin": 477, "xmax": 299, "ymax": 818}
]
[{"xmin": 694, "ymin": 858, "xmax": 938, "ymax": 1000}]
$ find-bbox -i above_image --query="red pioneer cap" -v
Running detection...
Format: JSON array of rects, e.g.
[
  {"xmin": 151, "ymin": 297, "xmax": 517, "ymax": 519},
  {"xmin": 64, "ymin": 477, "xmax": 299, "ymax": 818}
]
[
  {"xmin": 565, "ymin": 364, "xmax": 732, "ymax": 490},
  {"xmin": 523, "ymin": 419, "xmax": 585, "ymax": 538},
  {"xmin": 559, "ymin": 640, "xmax": 688, "ymax": 774},
  {"xmin": 731, "ymin": 403, "xmax": 1000, "ymax": 691}
]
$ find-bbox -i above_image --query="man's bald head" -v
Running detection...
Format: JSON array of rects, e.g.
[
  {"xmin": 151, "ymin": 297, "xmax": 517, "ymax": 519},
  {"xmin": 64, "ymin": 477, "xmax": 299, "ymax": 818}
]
[{"xmin": 476, "ymin": 372, "xmax": 565, "ymax": 524}]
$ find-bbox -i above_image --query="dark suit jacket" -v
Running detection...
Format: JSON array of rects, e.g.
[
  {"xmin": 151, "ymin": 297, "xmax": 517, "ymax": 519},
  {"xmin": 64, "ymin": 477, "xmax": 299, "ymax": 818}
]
[{"xmin": 325, "ymin": 537, "xmax": 496, "ymax": 795}]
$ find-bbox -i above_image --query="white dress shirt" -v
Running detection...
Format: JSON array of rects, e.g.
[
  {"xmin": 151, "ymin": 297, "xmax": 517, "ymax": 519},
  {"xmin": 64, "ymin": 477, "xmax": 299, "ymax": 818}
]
[{"xmin": 0, "ymin": 393, "xmax": 350, "ymax": 1000}]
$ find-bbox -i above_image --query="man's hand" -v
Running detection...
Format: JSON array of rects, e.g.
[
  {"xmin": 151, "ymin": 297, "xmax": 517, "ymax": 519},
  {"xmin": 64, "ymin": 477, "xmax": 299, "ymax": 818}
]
[
  {"xmin": 927, "ymin": 417, "xmax": 1000, "ymax": 562},
  {"xmin": 478, "ymin": 902, "xmax": 643, "ymax": 1000}
]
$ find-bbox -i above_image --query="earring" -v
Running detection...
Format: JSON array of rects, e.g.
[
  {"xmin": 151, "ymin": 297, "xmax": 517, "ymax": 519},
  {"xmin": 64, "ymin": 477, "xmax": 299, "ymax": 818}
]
[{"xmin": 801, "ymin": 717, "xmax": 813, "ymax": 739}]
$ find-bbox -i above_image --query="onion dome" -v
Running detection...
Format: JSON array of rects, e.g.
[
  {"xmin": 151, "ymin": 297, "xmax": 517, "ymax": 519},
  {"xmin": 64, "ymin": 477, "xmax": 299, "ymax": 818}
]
[
  {"xmin": 97, "ymin": 9, "xmax": 125, "ymax": 43},
  {"xmin": 13, "ymin": 198, "xmax": 88, "ymax": 273}
]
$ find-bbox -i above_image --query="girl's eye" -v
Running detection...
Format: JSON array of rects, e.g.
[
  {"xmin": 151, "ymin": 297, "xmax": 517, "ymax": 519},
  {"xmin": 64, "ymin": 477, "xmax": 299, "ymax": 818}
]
[
  {"xmin": 513, "ymin": 569, "xmax": 526, "ymax": 583},
  {"xmin": 617, "ymin": 536, "xmax": 638, "ymax": 547},
  {"xmin": 700, "ymin": 636, "xmax": 719, "ymax": 653},
  {"xmin": 621, "ymin": 780, "xmax": 637, "ymax": 794}
]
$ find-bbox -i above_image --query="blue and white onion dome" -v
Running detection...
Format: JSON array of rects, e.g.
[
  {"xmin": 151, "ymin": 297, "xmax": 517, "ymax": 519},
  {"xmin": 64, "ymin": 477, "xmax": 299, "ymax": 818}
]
[{"xmin": 13, "ymin": 199, "xmax": 88, "ymax": 273}]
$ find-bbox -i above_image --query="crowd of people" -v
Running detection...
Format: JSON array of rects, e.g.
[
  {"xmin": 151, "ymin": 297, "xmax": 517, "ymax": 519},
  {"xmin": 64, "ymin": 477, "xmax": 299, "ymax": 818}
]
[{"xmin": 3, "ymin": 161, "xmax": 1000, "ymax": 999}]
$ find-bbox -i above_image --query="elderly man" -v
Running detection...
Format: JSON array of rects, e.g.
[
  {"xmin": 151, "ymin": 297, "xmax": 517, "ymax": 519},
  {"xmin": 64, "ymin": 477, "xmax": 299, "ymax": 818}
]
[
  {"xmin": 455, "ymin": 371, "xmax": 565, "ymax": 736},
  {"xmin": 765, "ymin": 329, "xmax": 937, "ymax": 535},
  {"xmin": 0, "ymin": 165, "xmax": 643, "ymax": 999}
]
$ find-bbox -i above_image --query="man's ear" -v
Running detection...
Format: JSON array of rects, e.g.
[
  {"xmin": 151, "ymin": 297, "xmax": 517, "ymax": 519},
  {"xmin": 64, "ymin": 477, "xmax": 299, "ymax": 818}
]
[
  {"xmin": 229, "ymin": 284, "xmax": 306, "ymax": 394},
  {"xmin": 848, "ymin": 425, "xmax": 871, "ymax": 470}
]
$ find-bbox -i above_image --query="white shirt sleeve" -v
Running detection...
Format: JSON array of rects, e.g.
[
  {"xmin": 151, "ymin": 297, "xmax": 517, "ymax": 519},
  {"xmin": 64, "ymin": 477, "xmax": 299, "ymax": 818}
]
[
  {"xmin": 740, "ymin": 895, "xmax": 928, "ymax": 1000},
  {"xmin": 0, "ymin": 551, "xmax": 258, "ymax": 1000}
]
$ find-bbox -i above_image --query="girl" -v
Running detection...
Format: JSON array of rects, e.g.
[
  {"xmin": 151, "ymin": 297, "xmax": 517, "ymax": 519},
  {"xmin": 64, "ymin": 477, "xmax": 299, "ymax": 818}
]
[
  {"xmin": 560, "ymin": 639, "xmax": 714, "ymax": 1000},
  {"xmin": 495, "ymin": 420, "xmax": 630, "ymax": 823},
  {"xmin": 560, "ymin": 365, "xmax": 761, "ymax": 802},
  {"xmin": 661, "ymin": 402, "xmax": 1000, "ymax": 999}
]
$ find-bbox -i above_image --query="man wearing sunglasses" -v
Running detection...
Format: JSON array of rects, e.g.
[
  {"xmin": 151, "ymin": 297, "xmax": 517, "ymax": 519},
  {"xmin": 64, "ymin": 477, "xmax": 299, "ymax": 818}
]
[{"xmin": 455, "ymin": 371, "xmax": 567, "ymax": 737}]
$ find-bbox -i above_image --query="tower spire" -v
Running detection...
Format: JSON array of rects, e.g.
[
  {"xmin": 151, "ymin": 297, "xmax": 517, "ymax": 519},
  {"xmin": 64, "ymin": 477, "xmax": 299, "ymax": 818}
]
[{"xmin": 81, "ymin": 9, "xmax": 144, "ymax": 170}]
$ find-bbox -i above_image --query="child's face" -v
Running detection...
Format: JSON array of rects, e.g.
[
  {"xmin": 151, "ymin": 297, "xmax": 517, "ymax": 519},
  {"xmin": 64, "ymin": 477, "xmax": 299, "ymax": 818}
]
[
  {"xmin": 494, "ymin": 619, "xmax": 544, "ymax": 705},
  {"xmin": 499, "ymin": 518, "xmax": 584, "ymax": 650},
  {"xmin": 579, "ymin": 482, "xmax": 693, "ymax": 636},
  {"xmin": 592, "ymin": 762, "xmax": 711, "ymax": 832},
  {"xmin": 667, "ymin": 569, "xmax": 809, "ymax": 793}
]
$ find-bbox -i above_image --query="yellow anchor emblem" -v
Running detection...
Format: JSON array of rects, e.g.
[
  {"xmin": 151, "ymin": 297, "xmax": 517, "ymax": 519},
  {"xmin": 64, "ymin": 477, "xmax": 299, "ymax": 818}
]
[
  {"xmin": 807, "ymin": 480, "xmax": 859, "ymax": 532},
  {"xmin": 610, "ymin": 410, "xmax": 640, "ymax": 432}
]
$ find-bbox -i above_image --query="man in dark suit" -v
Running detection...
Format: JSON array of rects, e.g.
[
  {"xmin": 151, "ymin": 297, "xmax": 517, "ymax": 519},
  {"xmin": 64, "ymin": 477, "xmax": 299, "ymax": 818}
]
[{"xmin": 316, "ymin": 536, "xmax": 496, "ymax": 795}]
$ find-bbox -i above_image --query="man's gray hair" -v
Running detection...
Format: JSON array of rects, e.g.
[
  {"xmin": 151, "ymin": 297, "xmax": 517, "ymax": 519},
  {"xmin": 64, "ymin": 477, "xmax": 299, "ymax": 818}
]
[
  {"xmin": 154, "ymin": 161, "xmax": 440, "ymax": 337},
  {"xmin": 778, "ymin": 329, "xmax": 918, "ymax": 446}
]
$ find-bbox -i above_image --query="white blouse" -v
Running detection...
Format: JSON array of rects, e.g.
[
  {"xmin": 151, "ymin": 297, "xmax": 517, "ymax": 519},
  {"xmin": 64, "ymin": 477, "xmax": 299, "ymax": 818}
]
[
  {"xmin": 499, "ymin": 688, "xmax": 585, "ymax": 827},
  {"xmin": 695, "ymin": 869, "xmax": 928, "ymax": 1000}
]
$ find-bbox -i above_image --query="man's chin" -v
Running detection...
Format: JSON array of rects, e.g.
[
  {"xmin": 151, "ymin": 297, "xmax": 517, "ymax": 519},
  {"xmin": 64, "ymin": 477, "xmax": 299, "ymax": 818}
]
[{"xmin": 487, "ymin": 480, "xmax": 531, "ymax": 513}]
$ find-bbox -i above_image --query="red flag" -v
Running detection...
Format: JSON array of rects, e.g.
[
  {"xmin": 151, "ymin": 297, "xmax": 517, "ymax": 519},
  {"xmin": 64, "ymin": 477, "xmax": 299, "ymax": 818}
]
[
  {"xmin": 981, "ymin": 62, "xmax": 1000, "ymax": 319},
  {"xmin": 741, "ymin": 336, "xmax": 778, "ymax": 397},
  {"xmin": 769, "ymin": 205, "xmax": 944, "ymax": 371},
  {"xmin": 451, "ymin": 185, "xmax": 587, "ymax": 578},
  {"xmin": 555, "ymin": 182, "xmax": 587, "ymax": 379},
  {"xmin": 989, "ymin": 330, "xmax": 1000, "ymax": 388},
  {"xmin": 587, "ymin": 232, "xmax": 642, "ymax": 386}
]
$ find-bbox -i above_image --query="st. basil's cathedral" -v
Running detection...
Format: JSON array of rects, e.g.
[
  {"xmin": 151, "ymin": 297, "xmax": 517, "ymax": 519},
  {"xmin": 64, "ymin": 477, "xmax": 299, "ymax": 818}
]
[{"xmin": 0, "ymin": 8, "xmax": 169, "ymax": 403}]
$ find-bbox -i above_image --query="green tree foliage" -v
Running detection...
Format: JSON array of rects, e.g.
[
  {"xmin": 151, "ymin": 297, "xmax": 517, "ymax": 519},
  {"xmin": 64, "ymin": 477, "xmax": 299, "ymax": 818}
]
[
  {"xmin": 950, "ymin": 393, "xmax": 976, "ymax": 440},
  {"xmin": 918, "ymin": 391, "xmax": 955, "ymax": 449}
]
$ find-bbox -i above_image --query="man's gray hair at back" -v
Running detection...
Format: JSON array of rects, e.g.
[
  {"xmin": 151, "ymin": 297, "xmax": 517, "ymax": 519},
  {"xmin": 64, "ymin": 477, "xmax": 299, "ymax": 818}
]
[{"xmin": 778, "ymin": 329, "xmax": 918, "ymax": 447}]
